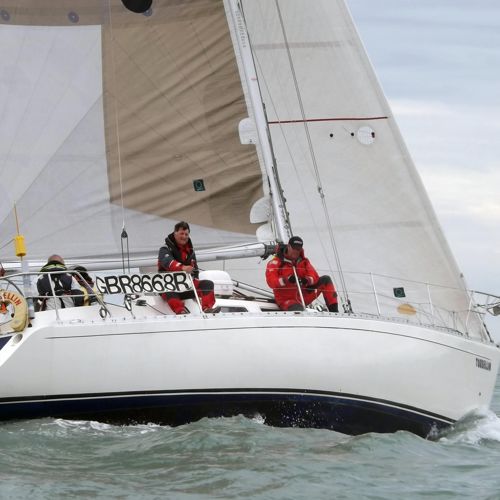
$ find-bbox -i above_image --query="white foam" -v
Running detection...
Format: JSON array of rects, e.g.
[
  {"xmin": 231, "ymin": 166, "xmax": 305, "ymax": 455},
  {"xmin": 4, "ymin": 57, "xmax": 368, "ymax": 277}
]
[
  {"xmin": 51, "ymin": 418, "xmax": 112, "ymax": 432},
  {"xmin": 50, "ymin": 418, "xmax": 163, "ymax": 436},
  {"xmin": 89, "ymin": 420, "xmax": 113, "ymax": 431},
  {"xmin": 251, "ymin": 413, "xmax": 266, "ymax": 425},
  {"xmin": 438, "ymin": 408, "xmax": 500, "ymax": 445}
]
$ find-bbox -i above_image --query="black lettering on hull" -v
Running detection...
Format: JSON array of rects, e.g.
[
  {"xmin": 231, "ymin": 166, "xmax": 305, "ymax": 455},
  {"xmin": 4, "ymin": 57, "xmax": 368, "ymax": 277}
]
[{"xmin": 476, "ymin": 358, "xmax": 492, "ymax": 371}]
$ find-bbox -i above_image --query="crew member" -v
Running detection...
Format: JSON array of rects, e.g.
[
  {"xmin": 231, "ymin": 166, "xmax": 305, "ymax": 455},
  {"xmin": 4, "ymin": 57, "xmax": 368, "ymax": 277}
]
[
  {"xmin": 266, "ymin": 236, "xmax": 339, "ymax": 312},
  {"xmin": 158, "ymin": 221, "xmax": 217, "ymax": 314},
  {"xmin": 37, "ymin": 255, "xmax": 84, "ymax": 310}
]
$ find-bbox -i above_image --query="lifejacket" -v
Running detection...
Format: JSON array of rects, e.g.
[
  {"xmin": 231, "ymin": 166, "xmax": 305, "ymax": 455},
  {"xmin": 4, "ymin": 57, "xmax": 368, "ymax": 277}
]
[
  {"xmin": 158, "ymin": 232, "xmax": 199, "ymax": 279},
  {"xmin": 37, "ymin": 261, "xmax": 84, "ymax": 310}
]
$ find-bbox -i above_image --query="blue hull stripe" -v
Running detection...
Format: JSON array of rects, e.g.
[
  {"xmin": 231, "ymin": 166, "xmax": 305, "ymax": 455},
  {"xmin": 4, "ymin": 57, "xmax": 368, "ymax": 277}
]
[{"xmin": 0, "ymin": 388, "xmax": 453, "ymax": 437}]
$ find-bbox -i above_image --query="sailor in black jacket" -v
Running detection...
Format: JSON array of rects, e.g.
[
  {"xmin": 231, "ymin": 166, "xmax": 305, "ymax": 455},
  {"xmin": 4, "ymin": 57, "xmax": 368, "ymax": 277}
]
[
  {"xmin": 158, "ymin": 221, "xmax": 216, "ymax": 314},
  {"xmin": 36, "ymin": 255, "xmax": 84, "ymax": 311}
]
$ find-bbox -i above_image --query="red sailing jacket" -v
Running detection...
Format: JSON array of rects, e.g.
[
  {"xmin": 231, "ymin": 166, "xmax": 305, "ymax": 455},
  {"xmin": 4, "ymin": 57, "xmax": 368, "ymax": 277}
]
[{"xmin": 265, "ymin": 245, "xmax": 319, "ymax": 305}]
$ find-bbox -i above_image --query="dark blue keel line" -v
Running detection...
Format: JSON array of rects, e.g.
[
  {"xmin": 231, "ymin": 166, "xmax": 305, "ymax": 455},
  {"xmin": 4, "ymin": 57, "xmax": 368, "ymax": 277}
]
[{"xmin": 0, "ymin": 388, "xmax": 453, "ymax": 438}]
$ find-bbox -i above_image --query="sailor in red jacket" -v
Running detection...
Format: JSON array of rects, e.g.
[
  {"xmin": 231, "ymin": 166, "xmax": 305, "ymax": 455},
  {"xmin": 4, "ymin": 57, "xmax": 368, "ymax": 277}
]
[
  {"xmin": 266, "ymin": 236, "xmax": 339, "ymax": 312},
  {"xmin": 158, "ymin": 221, "xmax": 216, "ymax": 314}
]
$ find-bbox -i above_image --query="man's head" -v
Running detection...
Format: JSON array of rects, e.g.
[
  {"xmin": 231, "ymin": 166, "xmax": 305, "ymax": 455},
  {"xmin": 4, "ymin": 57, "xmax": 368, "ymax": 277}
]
[
  {"xmin": 173, "ymin": 221, "xmax": 190, "ymax": 247},
  {"xmin": 48, "ymin": 254, "xmax": 65, "ymax": 265},
  {"xmin": 285, "ymin": 236, "xmax": 303, "ymax": 260}
]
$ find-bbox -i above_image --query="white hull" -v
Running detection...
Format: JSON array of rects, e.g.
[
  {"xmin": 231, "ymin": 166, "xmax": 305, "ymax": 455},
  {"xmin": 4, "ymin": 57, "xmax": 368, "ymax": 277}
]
[{"xmin": 1, "ymin": 306, "xmax": 498, "ymax": 437}]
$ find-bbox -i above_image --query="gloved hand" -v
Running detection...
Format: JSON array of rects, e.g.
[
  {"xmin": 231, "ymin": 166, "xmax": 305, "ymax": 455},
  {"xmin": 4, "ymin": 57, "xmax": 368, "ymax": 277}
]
[
  {"xmin": 287, "ymin": 275, "xmax": 296, "ymax": 284},
  {"xmin": 299, "ymin": 277, "xmax": 308, "ymax": 287}
]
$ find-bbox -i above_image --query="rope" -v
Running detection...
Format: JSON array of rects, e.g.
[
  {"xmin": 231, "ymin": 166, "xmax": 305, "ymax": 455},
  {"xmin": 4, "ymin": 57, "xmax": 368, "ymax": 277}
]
[
  {"xmin": 107, "ymin": 1, "xmax": 126, "ymax": 229},
  {"xmin": 0, "ymin": 238, "xmax": 14, "ymax": 252},
  {"xmin": 108, "ymin": 1, "xmax": 130, "ymax": 273},
  {"xmin": 274, "ymin": 0, "xmax": 351, "ymax": 311},
  {"xmin": 120, "ymin": 227, "xmax": 130, "ymax": 273}
]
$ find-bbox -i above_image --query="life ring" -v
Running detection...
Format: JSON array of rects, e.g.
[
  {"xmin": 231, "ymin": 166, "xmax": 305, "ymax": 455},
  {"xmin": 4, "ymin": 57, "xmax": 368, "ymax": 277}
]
[{"xmin": 0, "ymin": 289, "xmax": 28, "ymax": 333}]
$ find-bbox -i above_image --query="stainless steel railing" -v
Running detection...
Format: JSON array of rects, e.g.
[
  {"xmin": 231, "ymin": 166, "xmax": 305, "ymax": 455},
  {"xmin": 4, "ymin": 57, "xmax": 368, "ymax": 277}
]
[{"xmin": 1, "ymin": 269, "xmax": 498, "ymax": 341}]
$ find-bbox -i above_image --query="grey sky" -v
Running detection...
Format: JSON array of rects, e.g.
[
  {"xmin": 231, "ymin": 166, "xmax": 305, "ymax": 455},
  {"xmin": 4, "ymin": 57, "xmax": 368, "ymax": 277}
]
[{"xmin": 347, "ymin": 0, "xmax": 500, "ymax": 338}]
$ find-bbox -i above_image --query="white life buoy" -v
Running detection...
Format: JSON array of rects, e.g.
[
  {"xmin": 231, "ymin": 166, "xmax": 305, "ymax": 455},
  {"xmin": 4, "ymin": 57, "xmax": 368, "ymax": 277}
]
[{"xmin": 0, "ymin": 289, "xmax": 28, "ymax": 333}]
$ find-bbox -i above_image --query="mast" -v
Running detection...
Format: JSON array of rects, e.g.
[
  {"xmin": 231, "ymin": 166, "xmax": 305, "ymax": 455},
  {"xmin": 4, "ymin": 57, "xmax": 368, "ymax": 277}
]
[{"xmin": 226, "ymin": 0, "xmax": 290, "ymax": 243}]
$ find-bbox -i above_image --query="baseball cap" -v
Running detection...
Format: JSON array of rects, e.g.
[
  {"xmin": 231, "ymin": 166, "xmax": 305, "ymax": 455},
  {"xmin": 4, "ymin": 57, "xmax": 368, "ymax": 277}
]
[{"xmin": 288, "ymin": 236, "xmax": 303, "ymax": 249}]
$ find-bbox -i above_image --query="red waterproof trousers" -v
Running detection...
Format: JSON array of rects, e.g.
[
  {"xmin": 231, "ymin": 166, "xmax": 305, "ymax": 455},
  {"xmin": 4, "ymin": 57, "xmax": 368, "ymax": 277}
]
[{"xmin": 162, "ymin": 278, "xmax": 215, "ymax": 314}]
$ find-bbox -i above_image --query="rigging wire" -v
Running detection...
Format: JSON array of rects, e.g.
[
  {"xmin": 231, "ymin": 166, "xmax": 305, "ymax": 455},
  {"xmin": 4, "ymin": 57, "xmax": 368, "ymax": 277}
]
[
  {"xmin": 273, "ymin": 0, "xmax": 352, "ymax": 311},
  {"xmin": 244, "ymin": 25, "xmax": 335, "ymax": 280},
  {"xmin": 0, "ymin": 238, "xmax": 14, "ymax": 252},
  {"xmin": 107, "ymin": 0, "xmax": 130, "ymax": 273}
]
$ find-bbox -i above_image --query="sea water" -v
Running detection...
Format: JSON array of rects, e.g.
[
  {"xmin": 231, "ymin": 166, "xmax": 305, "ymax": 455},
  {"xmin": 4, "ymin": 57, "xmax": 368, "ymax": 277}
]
[{"xmin": 1, "ymin": 380, "xmax": 500, "ymax": 499}]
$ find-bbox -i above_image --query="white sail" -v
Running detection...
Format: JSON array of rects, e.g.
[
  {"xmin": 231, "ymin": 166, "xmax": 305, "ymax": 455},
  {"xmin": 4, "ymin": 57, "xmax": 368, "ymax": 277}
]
[
  {"xmin": 240, "ymin": 0, "xmax": 484, "ymax": 337},
  {"xmin": 0, "ymin": 0, "xmax": 270, "ymax": 264}
]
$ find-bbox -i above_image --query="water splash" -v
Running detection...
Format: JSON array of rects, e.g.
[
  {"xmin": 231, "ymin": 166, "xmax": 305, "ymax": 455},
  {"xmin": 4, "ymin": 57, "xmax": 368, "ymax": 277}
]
[
  {"xmin": 251, "ymin": 413, "xmax": 266, "ymax": 425},
  {"xmin": 438, "ymin": 408, "xmax": 500, "ymax": 445},
  {"xmin": 53, "ymin": 418, "xmax": 113, "ymax": 432}
]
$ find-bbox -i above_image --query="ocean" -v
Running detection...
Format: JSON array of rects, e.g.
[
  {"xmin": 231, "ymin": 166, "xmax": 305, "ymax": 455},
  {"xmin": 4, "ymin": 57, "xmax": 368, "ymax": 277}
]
[{"xmin": 1, "ymin": 379, "xmax": 500, "ymax": 499}]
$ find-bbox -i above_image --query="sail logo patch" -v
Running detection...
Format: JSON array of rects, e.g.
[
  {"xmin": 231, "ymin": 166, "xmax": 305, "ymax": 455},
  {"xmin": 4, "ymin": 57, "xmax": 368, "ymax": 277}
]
[
  {"xmin": 193, "ymin": 179, "xmax": 205, "ymax": 192},
  {"xmin": 475, "ymin": 358, "xmax": 491, "ymax": 371},
  {"xmin": 96, "ymin": 273, "xmax": 193, "ymax": 295}
]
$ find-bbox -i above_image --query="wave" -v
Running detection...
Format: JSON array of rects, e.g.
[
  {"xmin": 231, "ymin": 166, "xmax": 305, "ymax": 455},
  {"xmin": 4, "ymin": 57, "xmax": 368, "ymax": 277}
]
[
  {"xmin": 51, "ymin": 418, "xmax": 164, "ymax": 436},
  {"xmin": 438, "ymin": 408, "xmax": 500, "ymax": 444},
  {"xmin": 2, "ymin": 412, "xmax": 500, "ymax": 499}
]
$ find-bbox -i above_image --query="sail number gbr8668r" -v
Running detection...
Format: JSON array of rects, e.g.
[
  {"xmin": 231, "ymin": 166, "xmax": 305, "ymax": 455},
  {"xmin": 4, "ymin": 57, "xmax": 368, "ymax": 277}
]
[{"xmin": 95, "ymin": 273, "xmax": 193, "ymax": 295}]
